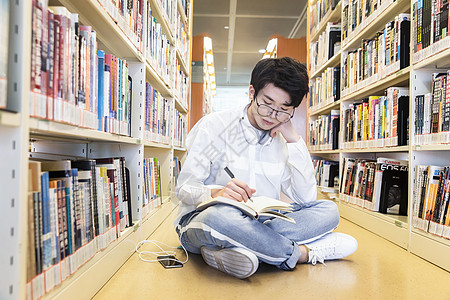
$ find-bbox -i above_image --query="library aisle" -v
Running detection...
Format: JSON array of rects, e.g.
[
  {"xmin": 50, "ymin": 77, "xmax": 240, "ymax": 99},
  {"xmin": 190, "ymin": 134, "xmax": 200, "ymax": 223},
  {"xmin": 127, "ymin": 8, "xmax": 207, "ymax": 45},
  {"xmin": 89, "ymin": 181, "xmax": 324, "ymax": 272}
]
[{"xmin": 93, "ymin": 203, "xmax": 450, "ymax": 300}]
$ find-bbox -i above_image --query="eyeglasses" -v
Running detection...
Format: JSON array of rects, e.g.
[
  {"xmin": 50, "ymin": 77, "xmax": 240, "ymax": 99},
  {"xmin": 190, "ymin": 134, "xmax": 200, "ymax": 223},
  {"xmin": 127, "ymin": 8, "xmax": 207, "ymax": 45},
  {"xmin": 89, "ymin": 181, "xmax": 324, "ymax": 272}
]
[{"xmin": 254, "ymin": 96, "xmax": 295, "ymax": 123}]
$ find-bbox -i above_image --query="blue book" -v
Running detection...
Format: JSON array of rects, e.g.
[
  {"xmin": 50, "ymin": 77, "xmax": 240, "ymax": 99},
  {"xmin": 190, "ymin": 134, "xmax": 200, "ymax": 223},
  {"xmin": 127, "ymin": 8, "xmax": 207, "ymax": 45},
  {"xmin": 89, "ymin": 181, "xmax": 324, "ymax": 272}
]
[
  {"xmin": 97, "ymin": 50, "xmax": 105, "ymax": 131},
  {"xmin": 40, "ymin": 172, "xmax": 52, "ymax": 270}
]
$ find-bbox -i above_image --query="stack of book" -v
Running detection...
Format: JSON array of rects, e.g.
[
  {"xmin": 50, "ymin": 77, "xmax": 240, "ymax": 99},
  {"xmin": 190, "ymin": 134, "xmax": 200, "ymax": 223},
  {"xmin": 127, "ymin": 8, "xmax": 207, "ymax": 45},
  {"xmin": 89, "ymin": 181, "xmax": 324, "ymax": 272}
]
[
  {"xmin": 145, "ymin": 82, "xmax": 173, "ymax": 144},
  {"xmin": 313, "ymin": 159, "xmax": 339, "ymax": 188},
  {"xmin": 173, "ymin": 156, "xmax": 182, "ymax": 182},
  {"xmin": 27, "ymin": 157, "xmax": 132, "ymax": 297},
  {"xmin": 341, "ymin": 87, "xmax": 409, "ymax": 148},
  {"xmin": 0, "ymin": 0, "xmax": 8, "ymax": 109},
  {"xmin": 342, "ymin": 13, "xmax": 410, "ymax": 92},
  {"xmin": 309, "ymin": 110, "xmax": 340, "ymax": 150},
  {"xmin": 175, "ymin": 60, "xmax": 189, "ymax": 107},
  {"xmin": 176, "ymin": 9, "xmax": 190, "ymax": 64},
  {"xmin": 145, "ymin": 4, "xmax": 176, "ymax": 88},
  {"xmin": 142, "ymin": 157, "xmax": 162, "ymax": 217},
  {"xmin": 309, "ymin": 0, "xmax": 341, "ymax": 33},
  {"xmin": 414, "ymin": 71, "xmax": 450, "ymax": 145},
  {"xmin": 342, "ymin": 0, "xmax": 394, "ymax": 41},
  {"xmin": 413, "ymin": 165, "xmax": 450, "ymax": 239},
  {"xmin": 412, "ymin": 0, "xmax": 450, "ymax": 52},
  {"xmin": 340, "ymin": 157, "xmax": 408, "ymax": 214},
  {"xmin": 173, "ymin": 109, "xmax": 187, "ymax": 148},
  {"xmin": 309, "ymin": 67, "xmax": 340, "ymax": 109},
  {"xmin": 30, "ymin": 4, "xmax": 132, "ymax": 136},
  {"xmin": 310, "ymin": 22, "xmax": 341, "ymax": 74}
]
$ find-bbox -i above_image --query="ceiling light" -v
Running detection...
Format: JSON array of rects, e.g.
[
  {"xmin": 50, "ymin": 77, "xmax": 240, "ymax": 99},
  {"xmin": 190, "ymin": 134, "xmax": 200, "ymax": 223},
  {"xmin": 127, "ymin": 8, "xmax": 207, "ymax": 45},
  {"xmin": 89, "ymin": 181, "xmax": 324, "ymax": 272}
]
[
  {"xmin": 224, "ymin": 26, "xmax": 229, "ymax": 29},
  {"xmin": 258, "ymin": 49, "xmax": 266, "ymax": 54}
]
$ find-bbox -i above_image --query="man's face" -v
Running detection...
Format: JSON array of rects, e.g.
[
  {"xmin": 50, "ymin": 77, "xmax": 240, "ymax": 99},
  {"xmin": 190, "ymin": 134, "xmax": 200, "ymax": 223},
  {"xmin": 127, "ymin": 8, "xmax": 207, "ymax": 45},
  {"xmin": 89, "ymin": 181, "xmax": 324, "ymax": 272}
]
[{"xmin": 247, "ymin": 83, "xmax": 294, "ymax": 131}]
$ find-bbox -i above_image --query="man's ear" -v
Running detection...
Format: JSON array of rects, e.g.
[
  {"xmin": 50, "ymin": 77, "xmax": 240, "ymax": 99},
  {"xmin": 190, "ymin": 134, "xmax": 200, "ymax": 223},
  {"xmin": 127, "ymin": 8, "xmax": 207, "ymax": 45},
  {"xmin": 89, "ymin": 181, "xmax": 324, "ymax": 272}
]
[{"xmin": 248, "ymin": 85, "xmax": 255, "ymax": 101}]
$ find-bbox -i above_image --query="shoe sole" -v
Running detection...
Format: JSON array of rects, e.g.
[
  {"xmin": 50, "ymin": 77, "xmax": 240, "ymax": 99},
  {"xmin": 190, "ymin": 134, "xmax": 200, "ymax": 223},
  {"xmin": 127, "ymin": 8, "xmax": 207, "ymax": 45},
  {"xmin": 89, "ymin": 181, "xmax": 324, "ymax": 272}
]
[{"xmin": 200, "ymin": 247, "xmax": 258, "ymax": 279}]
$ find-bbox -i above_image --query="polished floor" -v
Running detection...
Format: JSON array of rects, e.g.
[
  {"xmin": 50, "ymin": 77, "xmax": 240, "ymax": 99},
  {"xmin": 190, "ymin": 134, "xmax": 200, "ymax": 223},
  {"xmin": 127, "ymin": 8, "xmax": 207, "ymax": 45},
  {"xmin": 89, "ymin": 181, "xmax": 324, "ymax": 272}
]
[{"xmin": 93, "ymin": 205, "xmax": 450, "ymax": 300}]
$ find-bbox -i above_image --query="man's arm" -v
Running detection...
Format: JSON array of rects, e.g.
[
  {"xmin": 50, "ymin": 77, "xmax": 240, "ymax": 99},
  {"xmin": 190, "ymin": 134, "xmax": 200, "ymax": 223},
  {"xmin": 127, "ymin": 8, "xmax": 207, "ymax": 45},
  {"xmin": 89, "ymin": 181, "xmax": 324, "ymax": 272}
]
[{"xmin": 280, "ymin": 137, "xmax": 317, "ymax": 204}]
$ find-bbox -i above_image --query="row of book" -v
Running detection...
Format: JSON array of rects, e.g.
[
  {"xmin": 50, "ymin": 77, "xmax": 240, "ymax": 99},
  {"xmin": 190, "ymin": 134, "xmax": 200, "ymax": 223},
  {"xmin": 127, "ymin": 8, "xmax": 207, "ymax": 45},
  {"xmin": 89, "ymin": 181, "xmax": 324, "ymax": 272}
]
[
  {"xmin": 27, "ymin": 157, "xmax": 132, "ymax": 298},
  {"xmin": 142, "ymin": 157, "xmax": 162, "ymax": 217},
  {"xmin": 175, "ymin": 59, "xmax": 189, "ymax": 108},
  {"xmin": 145, "ymin": 82, "xmax": 172, "ymax": 144},
  {"xmin": 412, "ymin": 0, "xmax": 450, "ymax": 52},
  {"xmin": 176, "ymin": 8, "xmax": 190, "ymax": 64},
  {"xmin": 310, "ymin": 22, "xmax": 341, "ymax": 75},
  {"xmin": 309, "ymin": 66, "xmax": 340, "ymax": 110},
  {"xmin": 414, "ymin": 71, "xmax": 450, "ymax": 145},
  {"xmin": 30, "ymin": 4, "xmax": 132, "ymax": 135},
  {"xmin": 173, "ymin": 109, "xmax": 187, "ymax": 148},
  {"xmin": 342, "ymin": 0, "xmax": 388, "ymax": 41},
  {"xmin": 309, "ymin": 110, "xmax": 340, "ymax": 150},
  {"xmin": 0, "ymin": 0, "xmax": 8, "ymax": 110},
  {"xmin": 342, "ymin": 13, "xmax": 410, "ymax": 92},
  {"xmin": 173, "ymin": 155, "xmax": 182, "ymax": 178},
  {"xmin": 341, "ymin": 87, "xmax": 409, "ymax": 148},
  {"xmin": 309, "ymin": 0, "xmax": 341, "ymax": 34},
  {"xmin": 145, "ymin": 3, "xmax": 177, "ymax": 88},
  {"xmin": 98, "ymin": 0, "xmax": 145, "ymax": 52},
  {"xmin": 340, "ymin": 157, "xmax": 408, "ymax": 215},
  {"xmin": 313, "ymin": 159, "xmax": 339, "ymax": 188},
  {"xmin": 413, "ymin": 165, "xmax": 450, "ymax": 239}
]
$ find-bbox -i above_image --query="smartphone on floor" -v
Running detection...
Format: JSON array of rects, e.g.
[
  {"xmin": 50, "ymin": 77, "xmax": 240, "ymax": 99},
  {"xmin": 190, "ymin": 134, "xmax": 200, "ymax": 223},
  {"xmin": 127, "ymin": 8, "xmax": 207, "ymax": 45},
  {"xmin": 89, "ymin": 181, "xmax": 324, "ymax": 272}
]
[{"xmin": 157, "ymin": 255, "xmax": 183, "ymax": 269}]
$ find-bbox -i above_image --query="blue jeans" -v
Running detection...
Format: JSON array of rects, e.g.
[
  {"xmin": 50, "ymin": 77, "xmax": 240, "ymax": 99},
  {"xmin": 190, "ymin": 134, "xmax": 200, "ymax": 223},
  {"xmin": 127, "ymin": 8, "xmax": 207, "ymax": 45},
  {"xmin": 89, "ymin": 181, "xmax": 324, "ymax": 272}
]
[{"xmin": 176, "ymin": 200, "xmax": 340, "ymax": 270}]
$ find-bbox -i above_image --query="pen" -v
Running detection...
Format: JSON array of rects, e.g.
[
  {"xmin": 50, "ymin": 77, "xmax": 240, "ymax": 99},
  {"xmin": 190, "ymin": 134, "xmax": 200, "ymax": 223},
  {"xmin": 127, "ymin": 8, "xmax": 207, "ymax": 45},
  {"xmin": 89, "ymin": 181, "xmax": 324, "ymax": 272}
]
[{"xmin": 223, "ymin": 167, "xmax": 253, "ymax": 202}]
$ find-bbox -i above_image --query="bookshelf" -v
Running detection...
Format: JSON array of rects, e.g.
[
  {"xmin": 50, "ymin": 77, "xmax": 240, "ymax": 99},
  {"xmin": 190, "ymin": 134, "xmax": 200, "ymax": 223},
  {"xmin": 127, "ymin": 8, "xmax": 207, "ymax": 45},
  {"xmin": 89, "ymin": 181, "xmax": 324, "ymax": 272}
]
[
  {"xmin": 189, "ymin": 34, "xmax": 216, "ymax": 129},
  {"xmin": 307, "ymin": 0, "xmax": 450, "ymax": 271},
  {"xmin": 0, "ymin": 0, "xmax": 192, "ymax": 299}
]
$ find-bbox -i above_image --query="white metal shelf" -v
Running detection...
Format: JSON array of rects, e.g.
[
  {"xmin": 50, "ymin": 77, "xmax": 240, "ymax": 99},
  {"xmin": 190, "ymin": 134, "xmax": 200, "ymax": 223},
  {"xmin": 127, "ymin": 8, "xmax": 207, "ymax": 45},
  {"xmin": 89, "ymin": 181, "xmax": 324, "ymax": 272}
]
[
  {"xmin": 174, "ymin": 94, "xmax": 189, "ymax": 113},
  {"xmin": 341, "ymin": 145, "xmax": 409, "ymax": 153},
  {"xmin": 339, "ymin": 201, "xmax": 409, "ymax": 249},
  {"xmin": 309, "ymin": 149, "xmax": 340, "ymax": 154},
  {"xmin": 0, "ymin": 111, "xmax": 21, "ymax": 127},
  {"xmin": 310, "ymin": 50, "xmax": 341, "ymax": 79},
  {"xmin": 310, "ymin": 1, "xmax": 342, "ymax": 42},
  {"xmin": 340, "ymin": 67, "xmax": 410, "ymax": 102},
  {"xmin": 173, "ymin": 146, "xmax": 187, "ymax": 152},
  {"xmin": 413, "ymin": 37, "xmax": 450, "ymax": 69},
  {"xmin": 410, "ymin": 230, "xmax": 450, "ymax": 272},
  {"xmin": 309, "ymin": 99, "xmax": 341, "ymax": 116},
  {"xmin": 29, "ymin": 118, "xmax": 140, "ymax": 144},
  {"xmin": 177, "ymin": 48, "xmax": 190, "ymax": 76},
  {"xmin": 145, "ymin": 60, "xmax": 174, "ymax": 98},
  {"xmin": 412, "ymin": 144, "xmax": 450, "ymax": 151},
  {"xmin": 143, "ymin": 139, "xmax": 172, "ymax": 149}
]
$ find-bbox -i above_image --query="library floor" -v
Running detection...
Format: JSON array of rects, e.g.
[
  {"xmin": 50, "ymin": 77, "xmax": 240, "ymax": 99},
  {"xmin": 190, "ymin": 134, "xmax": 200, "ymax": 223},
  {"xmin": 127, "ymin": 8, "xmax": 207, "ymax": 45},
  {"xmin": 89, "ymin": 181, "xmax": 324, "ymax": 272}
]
[{"xmin": 93, "ymin": 205, "xmax": 450, "ymax": 300}]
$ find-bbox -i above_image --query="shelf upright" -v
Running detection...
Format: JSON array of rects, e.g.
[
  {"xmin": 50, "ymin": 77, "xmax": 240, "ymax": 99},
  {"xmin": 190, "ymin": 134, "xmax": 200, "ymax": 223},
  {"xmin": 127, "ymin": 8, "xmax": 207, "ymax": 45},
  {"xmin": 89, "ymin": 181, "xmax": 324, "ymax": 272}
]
[
  {"xmin": 4, "ymin": 0, "xmax": 193, "ymax": 299},
  {"xmin": 0, "ymin": 0, "xmax": 32, "ymax": 299}
]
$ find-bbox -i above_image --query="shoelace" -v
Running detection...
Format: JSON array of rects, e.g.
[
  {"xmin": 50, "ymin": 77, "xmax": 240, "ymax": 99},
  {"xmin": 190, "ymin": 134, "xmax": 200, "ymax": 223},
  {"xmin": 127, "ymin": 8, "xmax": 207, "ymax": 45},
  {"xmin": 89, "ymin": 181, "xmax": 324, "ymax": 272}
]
[{"xmin": 308, "ymin": 245, "xmax": 336, "ymax": 266}]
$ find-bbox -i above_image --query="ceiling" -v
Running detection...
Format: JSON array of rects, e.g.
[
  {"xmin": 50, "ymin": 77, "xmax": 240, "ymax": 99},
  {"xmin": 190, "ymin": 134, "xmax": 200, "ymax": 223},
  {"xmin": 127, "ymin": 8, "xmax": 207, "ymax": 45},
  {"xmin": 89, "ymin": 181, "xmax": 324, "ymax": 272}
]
[{"xmin": 193, "ymin": 0, "xmax": 308, "ymax": 86}]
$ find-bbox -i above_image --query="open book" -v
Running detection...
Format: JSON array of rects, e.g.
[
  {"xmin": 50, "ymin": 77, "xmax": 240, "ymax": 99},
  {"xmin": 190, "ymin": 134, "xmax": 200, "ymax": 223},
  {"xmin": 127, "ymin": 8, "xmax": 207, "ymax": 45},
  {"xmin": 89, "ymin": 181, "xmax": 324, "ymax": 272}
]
[{"xmin": 197, "ymin": 196, "xmax": 296, "ymax": 223}]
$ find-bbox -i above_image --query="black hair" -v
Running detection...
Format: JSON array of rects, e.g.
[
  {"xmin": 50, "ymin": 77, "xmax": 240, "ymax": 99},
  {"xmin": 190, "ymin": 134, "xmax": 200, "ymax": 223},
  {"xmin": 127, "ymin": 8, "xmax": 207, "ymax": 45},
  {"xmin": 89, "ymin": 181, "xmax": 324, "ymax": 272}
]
[{"xmin": 250, "ymin": 57, "xmax": 309, "ymax": 108}]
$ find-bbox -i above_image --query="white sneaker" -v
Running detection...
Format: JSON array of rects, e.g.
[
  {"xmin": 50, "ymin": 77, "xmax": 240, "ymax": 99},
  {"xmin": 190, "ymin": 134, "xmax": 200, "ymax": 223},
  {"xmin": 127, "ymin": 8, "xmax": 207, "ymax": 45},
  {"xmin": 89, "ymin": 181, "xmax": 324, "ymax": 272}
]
[
  {"xmin": 305, "ymin": 232, "xmax": 358, "ymax": 265},
  {"xmin": 200, "ymin": 246, "xmax": 259, "ymax": 279}
]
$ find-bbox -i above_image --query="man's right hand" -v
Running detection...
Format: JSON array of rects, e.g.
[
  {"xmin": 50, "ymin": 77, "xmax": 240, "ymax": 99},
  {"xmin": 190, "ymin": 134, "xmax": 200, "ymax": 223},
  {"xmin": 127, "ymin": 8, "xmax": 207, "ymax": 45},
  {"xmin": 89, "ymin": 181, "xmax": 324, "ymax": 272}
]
[{"xmin": 210, "ymin": 179, "xmax": 256, "ymax": 202}]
